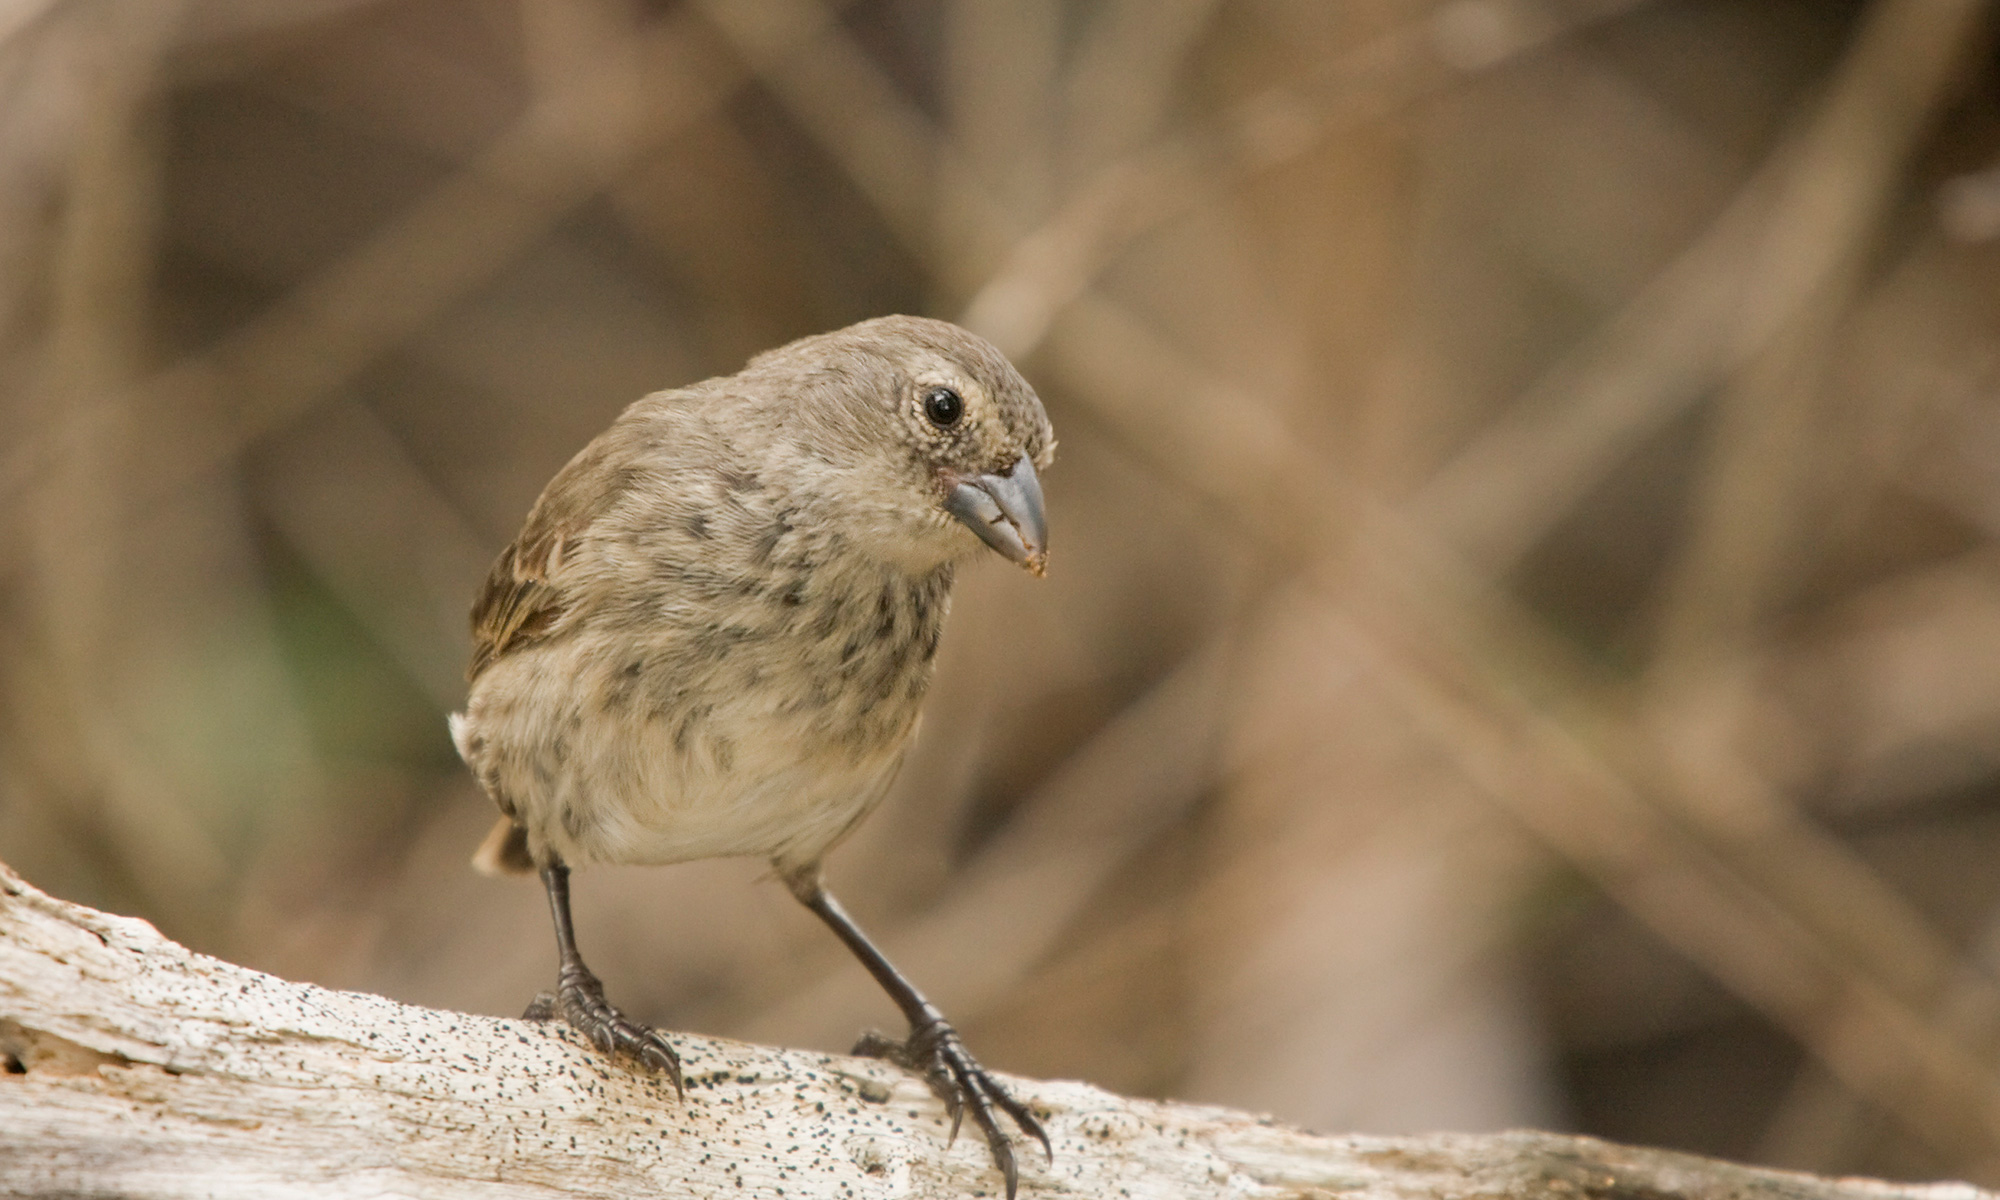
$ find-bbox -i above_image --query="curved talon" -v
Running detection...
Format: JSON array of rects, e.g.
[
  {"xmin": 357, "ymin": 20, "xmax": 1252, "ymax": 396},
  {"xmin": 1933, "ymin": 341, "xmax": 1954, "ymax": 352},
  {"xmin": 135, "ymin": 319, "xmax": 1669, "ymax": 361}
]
[
  {"xmin": 865, "ymin": 1016, "xmax": 1046, "ymax": 1200},
  {"xmin": 987, "ymin": 1080, "xmax": 1053, "ymax": 1163},
  {"xmin": 549, "ymin": 963, "xmax": 686, "ymax": 1098},
  {"xmin": 943, "ymin": 1081, "xmax": 966, "ymax": 1144}
]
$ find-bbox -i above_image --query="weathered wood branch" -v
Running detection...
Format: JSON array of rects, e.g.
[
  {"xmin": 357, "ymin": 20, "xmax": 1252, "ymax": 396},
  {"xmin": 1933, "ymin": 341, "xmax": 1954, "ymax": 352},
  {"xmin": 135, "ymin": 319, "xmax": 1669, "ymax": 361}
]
[{"xmin": 0, "ymin": 861, "xmax": 1987, "ymax": 1199}]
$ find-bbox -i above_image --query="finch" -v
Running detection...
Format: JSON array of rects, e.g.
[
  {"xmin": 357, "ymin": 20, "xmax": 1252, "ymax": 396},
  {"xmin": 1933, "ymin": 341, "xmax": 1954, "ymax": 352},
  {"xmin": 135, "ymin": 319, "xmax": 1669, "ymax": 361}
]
[{"xmin": 450, "ymin": 315, "xmax": 1055, "ymax": 1196}]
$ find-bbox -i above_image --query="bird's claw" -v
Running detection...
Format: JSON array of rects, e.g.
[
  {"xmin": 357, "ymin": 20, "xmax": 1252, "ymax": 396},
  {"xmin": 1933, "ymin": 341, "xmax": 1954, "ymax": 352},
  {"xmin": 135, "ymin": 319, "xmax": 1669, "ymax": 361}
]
[
  {"xmin": 539, "ymin": 962, "xmax": 684, "ymax": 1097},
  {"xmin": 854, "ymin": 1018, "xmax": 1050, "ymax": 1199}
]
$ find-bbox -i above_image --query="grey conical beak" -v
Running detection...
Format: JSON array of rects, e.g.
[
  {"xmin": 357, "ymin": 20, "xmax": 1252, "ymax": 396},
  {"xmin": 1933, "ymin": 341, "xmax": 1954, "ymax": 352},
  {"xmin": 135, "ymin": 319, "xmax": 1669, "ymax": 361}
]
[{"xmin": 943, "ymin": 453, "xmax": 1048, "ymax": 576}]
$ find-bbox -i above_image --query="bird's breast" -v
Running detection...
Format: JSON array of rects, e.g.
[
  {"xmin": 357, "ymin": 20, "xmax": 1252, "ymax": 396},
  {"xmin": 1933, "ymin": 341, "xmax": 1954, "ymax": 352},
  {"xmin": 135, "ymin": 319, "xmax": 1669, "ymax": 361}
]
[{"xmin": 456, "ymin": 558, "xmax": 954, "ymax": 869}]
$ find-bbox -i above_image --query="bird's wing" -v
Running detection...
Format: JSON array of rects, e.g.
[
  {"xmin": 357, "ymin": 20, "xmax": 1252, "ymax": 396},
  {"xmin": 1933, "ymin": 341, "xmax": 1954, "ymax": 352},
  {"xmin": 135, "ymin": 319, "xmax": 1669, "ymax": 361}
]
[
  {"xmin": 467, "ymin": 436, "xmax": 632, "ymax": 682},
  {"xmin": 467, "ymin": 526, "xmax": 574, "ymax": 681}
]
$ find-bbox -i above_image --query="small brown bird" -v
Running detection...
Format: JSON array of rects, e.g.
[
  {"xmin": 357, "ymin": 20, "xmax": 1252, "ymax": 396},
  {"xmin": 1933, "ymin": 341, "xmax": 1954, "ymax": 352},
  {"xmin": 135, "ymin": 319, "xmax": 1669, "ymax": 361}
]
[{"xmin": 450, "ymin": 315, "xmax": 1054, "ymax": 1195}]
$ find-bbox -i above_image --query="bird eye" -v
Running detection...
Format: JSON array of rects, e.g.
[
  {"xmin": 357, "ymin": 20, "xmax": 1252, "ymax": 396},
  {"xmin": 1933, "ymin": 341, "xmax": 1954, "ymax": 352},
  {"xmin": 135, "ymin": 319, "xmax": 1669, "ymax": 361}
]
[{"xmin": 923, "ymin": 386, "xmax": 963, "ymax": 428}]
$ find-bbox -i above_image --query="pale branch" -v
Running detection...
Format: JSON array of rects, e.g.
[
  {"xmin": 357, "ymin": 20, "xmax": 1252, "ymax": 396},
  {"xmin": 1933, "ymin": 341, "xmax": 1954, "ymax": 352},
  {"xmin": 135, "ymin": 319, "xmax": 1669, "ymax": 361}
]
[{"xmin": 0, "ymin": 861, "xmax": 1986, "ymax": 1200}]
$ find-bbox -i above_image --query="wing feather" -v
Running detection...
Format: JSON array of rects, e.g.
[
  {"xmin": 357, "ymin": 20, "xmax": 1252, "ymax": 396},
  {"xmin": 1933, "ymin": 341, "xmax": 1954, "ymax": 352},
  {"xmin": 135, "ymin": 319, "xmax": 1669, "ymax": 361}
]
[
  {"xmin": 466, "ymin": 434, "xmax": 634, "ymax": 681},
  {"xmin": 467, "ymin": 530, "xmax": 573, "ymax": 680}
]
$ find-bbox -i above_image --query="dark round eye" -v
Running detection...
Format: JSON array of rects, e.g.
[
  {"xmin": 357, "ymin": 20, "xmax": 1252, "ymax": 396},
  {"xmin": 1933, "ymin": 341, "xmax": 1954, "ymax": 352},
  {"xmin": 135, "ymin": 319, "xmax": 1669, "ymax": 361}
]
[{"xmin": 923, "ymin": 386, "xmax": 963, "ymax": 428}]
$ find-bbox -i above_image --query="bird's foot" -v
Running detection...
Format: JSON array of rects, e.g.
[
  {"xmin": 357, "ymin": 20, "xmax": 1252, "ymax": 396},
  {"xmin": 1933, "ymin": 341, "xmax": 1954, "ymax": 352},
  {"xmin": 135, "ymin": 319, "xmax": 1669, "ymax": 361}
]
[
  {"xmin": 528, "ymin": 962, "xmax": 684, "ymax": 1096},
  {"xmin": 854, "ymin": 1017, "xmax": 1049, "ymax": 1199}
]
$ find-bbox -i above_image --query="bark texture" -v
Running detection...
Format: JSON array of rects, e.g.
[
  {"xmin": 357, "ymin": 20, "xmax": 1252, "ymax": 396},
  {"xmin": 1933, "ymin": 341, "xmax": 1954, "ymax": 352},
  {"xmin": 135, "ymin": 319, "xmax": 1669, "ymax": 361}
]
[{"xmin": 0, "ymin": 862, "xmax": 1987, "ymax": 1200}]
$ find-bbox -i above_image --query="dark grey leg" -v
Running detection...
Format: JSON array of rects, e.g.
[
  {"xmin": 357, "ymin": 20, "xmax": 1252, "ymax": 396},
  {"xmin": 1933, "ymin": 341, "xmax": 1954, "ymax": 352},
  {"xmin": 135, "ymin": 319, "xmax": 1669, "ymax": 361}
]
[
  {"xmin": 794, "ymin": 880, "xmax": 1050, "ymax": 1199},
  {"xmin": 531, "ymin": 862, "xmax": 683, "ymax": 1096}
]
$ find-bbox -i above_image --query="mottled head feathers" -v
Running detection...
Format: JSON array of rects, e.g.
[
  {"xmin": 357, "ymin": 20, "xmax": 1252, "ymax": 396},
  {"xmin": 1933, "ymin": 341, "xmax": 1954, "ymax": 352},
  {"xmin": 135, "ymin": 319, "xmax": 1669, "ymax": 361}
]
[{"xmin": 729, "ymin": 315, "xmax": 1056, "ymax": 572}]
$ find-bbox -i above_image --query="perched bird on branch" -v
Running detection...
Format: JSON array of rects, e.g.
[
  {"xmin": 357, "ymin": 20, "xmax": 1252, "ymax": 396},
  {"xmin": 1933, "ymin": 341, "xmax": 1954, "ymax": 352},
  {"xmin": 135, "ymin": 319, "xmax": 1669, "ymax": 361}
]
[{"xmin": 450, "ymin": 315, "xmax": 1055, "ymax": 1196}]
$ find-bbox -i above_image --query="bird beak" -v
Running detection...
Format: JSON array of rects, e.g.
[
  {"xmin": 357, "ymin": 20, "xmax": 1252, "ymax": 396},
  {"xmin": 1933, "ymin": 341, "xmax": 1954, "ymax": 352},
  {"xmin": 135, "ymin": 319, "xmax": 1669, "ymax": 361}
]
[{"xmin": 943, "ymin": 453, "xmax": 1048, "ymax": 576}]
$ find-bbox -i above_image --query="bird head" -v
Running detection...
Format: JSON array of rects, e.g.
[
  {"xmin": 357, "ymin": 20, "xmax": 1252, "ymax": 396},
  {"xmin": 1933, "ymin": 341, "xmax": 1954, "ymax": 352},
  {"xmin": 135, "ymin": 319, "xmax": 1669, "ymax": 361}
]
[{"xmin": 747, "ymin": 316, "xmax": 1055, "ymax": 577}]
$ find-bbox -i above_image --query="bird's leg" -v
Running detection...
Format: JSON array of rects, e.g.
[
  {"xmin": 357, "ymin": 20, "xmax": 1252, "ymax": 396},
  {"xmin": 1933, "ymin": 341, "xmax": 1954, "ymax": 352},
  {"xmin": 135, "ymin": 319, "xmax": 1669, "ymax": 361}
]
[
  {"xmin": 789, "ymin": 873, "xmax": 1049, "ymax": 1199},
  {"xmin": 530, "ymin": 862, "xmax": 683, "ymax": 1095}
]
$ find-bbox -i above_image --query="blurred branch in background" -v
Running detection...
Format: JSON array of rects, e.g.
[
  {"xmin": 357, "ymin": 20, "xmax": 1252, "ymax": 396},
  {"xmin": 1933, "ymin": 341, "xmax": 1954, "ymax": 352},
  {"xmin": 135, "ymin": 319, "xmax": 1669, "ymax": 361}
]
[{"xmin": 7, "ymin": 0, "xmax": 2000, "ymax": 1188}]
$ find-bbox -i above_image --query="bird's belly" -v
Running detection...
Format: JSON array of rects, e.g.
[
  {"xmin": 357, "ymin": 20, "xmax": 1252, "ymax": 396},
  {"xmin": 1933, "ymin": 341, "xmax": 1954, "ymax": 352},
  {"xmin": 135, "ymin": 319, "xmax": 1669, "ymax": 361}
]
[
  {"xmin": 571, "ymin": 704, "xmax": 909, "ymax": 868},
  {"xmin": 457, "ymin": 636, "xmax": 923, "ymax": 871}
]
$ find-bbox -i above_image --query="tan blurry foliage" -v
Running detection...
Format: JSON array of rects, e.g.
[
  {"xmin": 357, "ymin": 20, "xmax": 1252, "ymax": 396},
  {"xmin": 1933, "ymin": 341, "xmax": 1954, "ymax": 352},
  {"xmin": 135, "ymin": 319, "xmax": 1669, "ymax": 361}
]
[{"xmin": 6, "ymin": 0, "xmax": 2000, "ymax": 1186}]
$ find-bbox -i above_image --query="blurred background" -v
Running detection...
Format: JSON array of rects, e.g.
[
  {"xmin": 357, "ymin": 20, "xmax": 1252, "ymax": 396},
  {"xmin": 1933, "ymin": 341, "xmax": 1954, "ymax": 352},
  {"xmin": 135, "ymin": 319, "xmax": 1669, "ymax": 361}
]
[{"xmin": 8, "ymin": 0, "xmax": 2000, "ymax": 1184}]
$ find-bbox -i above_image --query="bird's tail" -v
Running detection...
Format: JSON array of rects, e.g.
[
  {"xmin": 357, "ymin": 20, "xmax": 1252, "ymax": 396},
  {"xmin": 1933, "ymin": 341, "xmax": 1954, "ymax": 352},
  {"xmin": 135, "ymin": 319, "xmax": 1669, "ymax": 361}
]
[{"xmin": 471, "ymin": 817, "xmax": 535, "ymax": 876}]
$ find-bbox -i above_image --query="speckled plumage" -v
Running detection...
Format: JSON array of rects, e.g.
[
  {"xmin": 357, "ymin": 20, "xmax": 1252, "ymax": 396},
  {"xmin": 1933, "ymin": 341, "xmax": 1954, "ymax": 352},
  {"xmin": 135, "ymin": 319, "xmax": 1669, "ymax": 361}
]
[{"xmin": 452, "ymin": 315, "xmax": 1053, "ymax": 875}]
